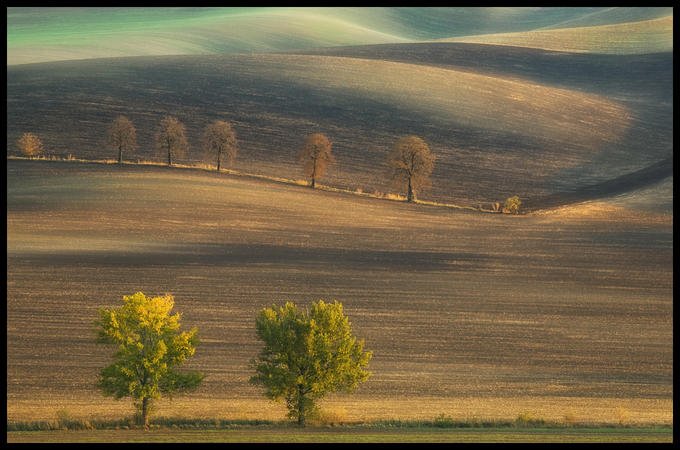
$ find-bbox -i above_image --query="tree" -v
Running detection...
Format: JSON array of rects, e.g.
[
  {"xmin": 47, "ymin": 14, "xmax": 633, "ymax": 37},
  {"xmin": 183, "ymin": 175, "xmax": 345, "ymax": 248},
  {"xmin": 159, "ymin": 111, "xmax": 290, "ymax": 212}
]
[
  {"xmin": 107, "ymin": 115, "xmax": 137, "ymax": 164},
  {"xmin": 250, "ymin": 300, "xmax": 372, "ymax": 426},
  {"xmin": 504, "ymin": 195, "xmax": 522, "ymax": 214},
  {"xmin": 155, "ymin": 116, "xmax": 188, "ymax": 166},
  {"xmin": 387, "ymin": 135, "xmax": 435, "ymax": 202},
  {"xmin": 96, "ymin": 292, "xmax": 203, "ymax": 428},
  {"xmin": 17, "ymin": 132, "xmax": 43, "ymax": 158},
  {"xmin": 203, "ymin": 120, "xmax": 237, "ymax": 171},
  {"xmin": 298, "ymin": 133, "xmax": 334, "ymax": 188}
]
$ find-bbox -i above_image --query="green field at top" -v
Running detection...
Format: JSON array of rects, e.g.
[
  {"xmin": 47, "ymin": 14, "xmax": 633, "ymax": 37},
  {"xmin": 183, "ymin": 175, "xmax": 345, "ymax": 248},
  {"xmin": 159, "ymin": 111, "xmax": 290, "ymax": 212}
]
[{"xmin": 7, "ymin": 7, "xmax": 672, "ymax": 65}]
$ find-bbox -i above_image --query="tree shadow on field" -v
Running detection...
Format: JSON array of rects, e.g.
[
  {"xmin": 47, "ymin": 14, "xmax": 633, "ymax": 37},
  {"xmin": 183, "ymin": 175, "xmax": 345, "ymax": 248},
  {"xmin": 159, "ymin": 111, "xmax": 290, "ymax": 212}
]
[{"xmin": 14, "ymin": 242, "xmax": 494, "ymax": 272}]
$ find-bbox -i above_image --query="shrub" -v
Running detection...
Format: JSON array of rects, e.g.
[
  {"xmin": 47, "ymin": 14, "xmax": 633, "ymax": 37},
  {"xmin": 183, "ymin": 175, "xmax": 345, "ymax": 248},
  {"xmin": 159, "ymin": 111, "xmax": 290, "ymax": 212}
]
[
  {"xmin": 310, "ymin": 407, "xmax": 348, "ymax": 426},
  {"xmin": 385, "ymin": 193, "xmax": 406, "ymax": 201},
  {"xmin": 432, "ymin": 413, "xmax": 455, "ymax": 428},
  {"xmin": 515, "ymin": 411, "xmax": 545, "ymax": 427},
  {"xmin": 55, "ymin": 410, "xmax": 94, "ymax": 430},
  {"xmin": 7, "ymin": 421, "xmax": 58, "ymax": 431},
  {"xmin": 503, "ymin": 195, "xmax": 522, "ymax": 214}
]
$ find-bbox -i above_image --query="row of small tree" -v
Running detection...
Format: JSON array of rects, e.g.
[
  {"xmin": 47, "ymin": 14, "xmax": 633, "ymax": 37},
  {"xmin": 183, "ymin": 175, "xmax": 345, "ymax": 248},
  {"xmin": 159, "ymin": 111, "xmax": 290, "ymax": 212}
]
[
  {"xmin": 17, "ymin": 116, "xmax": 520, "ymax": 210},
  {"xmin": 107, "ymin": 115, "xmax": 237, "ymax": 170},
  {"xmin": 110, "ymin": 115, "xmax": 436, "ymax": 202},
  {"xmin": 96, "ymin": 292, "xmax": 371, "ymax": 428},
  {"xmin": 298, "ymin": 132, "xmax": 436, "ymax": 203},
  {"xmin": 18, "ymin": 115, "xmax": 436, "ymax": 203}
]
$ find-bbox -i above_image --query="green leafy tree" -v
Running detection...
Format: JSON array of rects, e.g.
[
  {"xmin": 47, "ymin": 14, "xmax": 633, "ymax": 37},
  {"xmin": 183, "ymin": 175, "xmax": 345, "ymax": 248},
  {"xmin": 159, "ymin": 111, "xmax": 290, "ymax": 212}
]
[
  {"xmin": 96, "ymin": 292, "xmax": 203, "ymax": 428},
  {"xmin": 387, "ymin": 135, "xmax": 435, "ymax": 202},
  {"xmin": 203, "ymin": 120, "xmax": 238, "ymax": 171},
  {"xmin": 155, "ymin": 116, "xmax": 189, "ymax": 166},
  {"xmin": 299, "ymin": 133, "xmax": 334, "ymax": 188},
  {"xmin": 504, "ymin": 195, "xmax": 522, "ymax": 214},
  {"xmin": 251, "ymin": 300, "xmax": 372, "ymax": 426}
]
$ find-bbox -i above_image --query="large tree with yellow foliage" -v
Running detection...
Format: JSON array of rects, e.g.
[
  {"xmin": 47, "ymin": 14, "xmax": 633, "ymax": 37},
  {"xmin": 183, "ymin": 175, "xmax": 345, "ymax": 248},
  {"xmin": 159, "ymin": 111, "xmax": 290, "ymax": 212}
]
[{"xmin": 96, "ymin": 292, "xmax": 203, "ymax": 427}]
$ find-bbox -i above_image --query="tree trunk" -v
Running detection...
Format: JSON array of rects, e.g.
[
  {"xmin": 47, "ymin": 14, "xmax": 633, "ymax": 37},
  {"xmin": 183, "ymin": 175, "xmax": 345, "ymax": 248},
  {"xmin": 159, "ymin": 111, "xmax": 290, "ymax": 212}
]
[
  {"xmin": 407, "ymin": 178, "xmax": 414, "ymax": 202},
  {"xmin": 310, "ymin": 159, "xmax": 317, "ymax": 189},
  {"xmin": 217, "ymin": 151, "xmax": 221, "ymax": 171},
  {"xmin": 141, "ymin": 397, "xmax": 150, "ymax": 429},
  {"xmin": 297, "ymin": 385, "xmax": 306, "ymax": 427},
  {"xmin": 118, "ymin": 145, "xmax": 123, "ymax": 164},
  {"xmin": 168, "ymin": 148, "xmax": 172, "ymax": 166}
]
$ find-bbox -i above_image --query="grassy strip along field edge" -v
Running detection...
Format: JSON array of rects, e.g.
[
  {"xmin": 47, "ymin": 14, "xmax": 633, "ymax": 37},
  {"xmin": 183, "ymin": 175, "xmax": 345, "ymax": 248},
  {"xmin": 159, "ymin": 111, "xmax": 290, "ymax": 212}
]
[
  {"xmin": 6, "ymin": 426, "xmax": 673, "ymax": 443},
  {"xmin": 5, "ymin": 156, "xmax": 500, "ymax": 214},
  {"xmin": 7, "ymin": 415, "xmax": 673, "ymax": 431}
]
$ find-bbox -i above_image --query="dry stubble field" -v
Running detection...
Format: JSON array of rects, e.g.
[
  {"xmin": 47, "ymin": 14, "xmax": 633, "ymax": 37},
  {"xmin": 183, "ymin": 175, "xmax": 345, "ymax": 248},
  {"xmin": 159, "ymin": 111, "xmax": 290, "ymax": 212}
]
[{"xmin": 6, "ymin": 160, "xmax": 672, "ymax": 424}]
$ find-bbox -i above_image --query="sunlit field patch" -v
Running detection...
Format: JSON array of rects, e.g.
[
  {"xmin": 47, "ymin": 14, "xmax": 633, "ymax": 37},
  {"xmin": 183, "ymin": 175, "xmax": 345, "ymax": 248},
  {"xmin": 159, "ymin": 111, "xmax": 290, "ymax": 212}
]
[
  {"xmin": 439, "ymin": 16, "xmax": 673, "ymax": 54},
  {"xmin": 7, "ymin": 161, "xmax": 672, "ymax": 426}
]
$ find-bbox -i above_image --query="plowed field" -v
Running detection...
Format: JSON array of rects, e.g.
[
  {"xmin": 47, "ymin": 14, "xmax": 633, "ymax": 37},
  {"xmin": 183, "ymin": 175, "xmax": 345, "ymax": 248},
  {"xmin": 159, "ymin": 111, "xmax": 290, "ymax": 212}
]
[{"xmin": 6, "ymin": 160, "xmax": 672, "ymax": 423}]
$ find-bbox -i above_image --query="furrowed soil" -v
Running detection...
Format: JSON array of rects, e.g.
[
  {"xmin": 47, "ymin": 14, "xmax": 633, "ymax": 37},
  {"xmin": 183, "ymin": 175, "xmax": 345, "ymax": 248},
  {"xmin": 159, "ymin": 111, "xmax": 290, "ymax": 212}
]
[
  {"xmin": 6, "ymin": 160, "xmax": 673, "ymax": 425},
  {"xmin": 6, "ymin": 43, "xmax": 672, "ymax": 210}
]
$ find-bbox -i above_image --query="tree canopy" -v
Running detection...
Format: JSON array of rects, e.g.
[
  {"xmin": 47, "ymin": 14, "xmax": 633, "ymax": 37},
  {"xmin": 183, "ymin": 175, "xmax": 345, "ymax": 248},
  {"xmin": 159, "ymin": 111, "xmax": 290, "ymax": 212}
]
[
  {"xmin": 17, "ymin": 132, "xmax": 43, "ymax": 158},
  {"xmin": 203, "ymin": 120, "xmax": 238, "ymax": 171},
  {"xmin": 298, "ymin": 133, "xmax": 334, "ymax": 188},
  {"xmin": 107, "ymin": 115, "xmax": 137, "ymax": 164},
  {"xmin": 96, "ymin": 292, "xmax": 203, "ymax": 427},
  {"xmin": 504, "ymin": 195, "xmax": 522, "ymax": 214},
  {"xmin": 155, "ymin": 116, "xmax": 188, "ymax": 166},
  {"xmin": 251, "ymin": 300, "xmax": 372, "ymax": 426},
  {"xmin": 387, "ymin": 135, "xmax": 435, "ymax": 202}
]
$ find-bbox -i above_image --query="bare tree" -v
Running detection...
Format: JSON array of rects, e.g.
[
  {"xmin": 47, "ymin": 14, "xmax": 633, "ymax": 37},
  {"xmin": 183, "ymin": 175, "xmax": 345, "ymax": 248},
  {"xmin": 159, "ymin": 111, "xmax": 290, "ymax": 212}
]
[
  {"xmin": 203, "ymin": 120, "xmax": 237, "ymax": 171},
  {"xmin": 387, "ymin": 135, "xmax": 435, "ymax": 202},
  {"xmin": 299, "ymin": 133, "xmax": 334, "ymax": 188},
  {"xmin": 107, "ymin": 115, "xmax": 137, "ymax": 164},
  {"xmin": 155, "ymin": 116, "xmax": 188, "ymax": 166},
  {"xmin": 17, "ymin": 132, "xmax": 44, "ymax": 159}
]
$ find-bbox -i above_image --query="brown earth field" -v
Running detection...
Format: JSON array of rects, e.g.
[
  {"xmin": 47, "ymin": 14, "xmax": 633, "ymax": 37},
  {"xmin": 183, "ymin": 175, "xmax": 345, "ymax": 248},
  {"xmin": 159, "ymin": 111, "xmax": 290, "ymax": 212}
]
[
  {"xmin": 6, "ymin": 43, "xmax": 672, "ymax": 211},
  {"xmin": 6, "ymin": 160, "xmax": 672, "ymax": 424}
]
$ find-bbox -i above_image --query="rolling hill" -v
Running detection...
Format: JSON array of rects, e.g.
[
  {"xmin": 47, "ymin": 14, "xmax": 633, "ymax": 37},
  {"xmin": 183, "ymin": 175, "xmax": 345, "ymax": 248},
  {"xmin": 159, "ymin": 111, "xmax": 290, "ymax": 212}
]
[
  {"xmin": 436, "ymin": 16, "xmax": 673, "ymax": 54},
  {"xmin": 7, "ymin": 43, "xmax": 672, "ymax": 210},
  {"xmin": 6, "ymin": 160, "xmax": 673, "ymax": 423},
  {"xmin": 6, "ymin": 7, "xmax": 673, "ymax": 429},
  {"xmin": 7, "ymin": 7, "xmax": 672, "ymax": 65}
]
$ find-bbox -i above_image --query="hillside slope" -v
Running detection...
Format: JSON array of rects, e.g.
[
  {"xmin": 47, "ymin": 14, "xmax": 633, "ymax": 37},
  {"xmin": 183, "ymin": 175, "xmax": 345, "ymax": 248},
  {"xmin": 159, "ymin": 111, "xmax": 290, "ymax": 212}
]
[
  {"xmin": 437, "ymin": 16, "xmax": 673, "ymax": 54},
  {"xmin": 7, "ymin": 46, "xmax": 672, "ymax": 210},
  {"xmin": 7, "ymin": 7, "xmax": 672, "ymax": 65},
  {"xmin": 7, "ymin": 161, "xmax": 673, "ymax": 422},
  {"xmin": 533, "ymin": 176, "xmax": 672, "ymax": 224}
]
